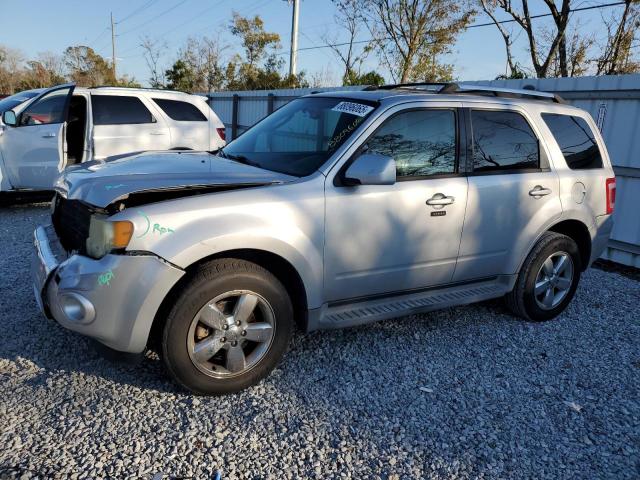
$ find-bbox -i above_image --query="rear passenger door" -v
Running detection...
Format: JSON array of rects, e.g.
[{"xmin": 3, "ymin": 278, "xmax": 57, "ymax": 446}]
[
  {"xmin": 151, "ymin": 97, "xmax": 210, "ymax": 151},
  {"xmin": 90, "ymin": 94, "xmax": 171, "ymax": 159},
  {"xmin": 453, "ymin": 105, "xmax": 562, "ymax": 282}
]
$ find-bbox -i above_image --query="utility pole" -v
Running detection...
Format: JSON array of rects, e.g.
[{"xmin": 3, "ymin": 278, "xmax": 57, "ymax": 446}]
[
  {"xmin": 110, "ymin": 12, "xmax": 117, "ymax": 80},
  {"xmin": 289, "ymin": 0, "xmax": 299, "ymax": 76}
]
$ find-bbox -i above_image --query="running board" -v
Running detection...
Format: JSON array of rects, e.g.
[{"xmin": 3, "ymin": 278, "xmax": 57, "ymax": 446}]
[{"xmin": 312, "ymin": 276, "xmax": 515, "ymax": 330}]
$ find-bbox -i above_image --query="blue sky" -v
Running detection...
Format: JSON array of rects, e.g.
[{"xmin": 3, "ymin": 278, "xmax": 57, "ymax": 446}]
[{"xmin": 0, "ymin": 0, "xmax": 628, "ymax": 87}]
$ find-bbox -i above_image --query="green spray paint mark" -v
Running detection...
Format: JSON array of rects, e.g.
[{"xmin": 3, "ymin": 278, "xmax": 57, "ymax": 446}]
[
  {"xmin": 98, "ymin": 270, "xmax": 114, "ymax": 286},
  {"xmin": 137, "ymin": 210, "xmax": 151, "ymax": 238},
  {"xmin": 152, "ymin": 224, "xmax": 175, "ymax": 235},
  {"xmin": 137, "ymin": 210, "xmax": 175, "ymax": 237},
  {"xmin": 105, "ymin": 184, "xmax": 126, "ymax": 190}
]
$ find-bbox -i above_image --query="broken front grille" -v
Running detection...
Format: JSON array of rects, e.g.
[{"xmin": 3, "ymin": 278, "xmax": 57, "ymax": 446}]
[{"xmin": 51, "ymin": 195, "xmax": 93, "ymax": 254}]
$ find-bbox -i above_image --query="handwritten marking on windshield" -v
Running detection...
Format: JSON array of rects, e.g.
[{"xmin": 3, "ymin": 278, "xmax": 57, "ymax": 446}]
[
  {"xmin": 328, "ymin": 117, "xmax": 364, "ymax": 150},
  {"xmin": 98, "ymin": 270, "xmax": 114, "ymax": 286}
]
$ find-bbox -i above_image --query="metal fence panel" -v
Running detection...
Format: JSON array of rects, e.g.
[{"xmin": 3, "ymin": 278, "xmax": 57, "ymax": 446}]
[{"xmin": 206, "ymin": 74, "xmax": 640, "ymax": 267}]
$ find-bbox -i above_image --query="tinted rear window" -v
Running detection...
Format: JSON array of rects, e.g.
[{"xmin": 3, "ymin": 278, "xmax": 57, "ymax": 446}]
[
  {"xmin": 541, "ymin": 113, "xmax": 603, "ymax": 169},
  {"xmin": 152, "ymin": 98, "xmax": 207, "ymax": 121},
  {"xmin": 471, "ymin": 110, "xmax": 539, "ymax": 172},
  {"xmin": 92, "ymin": 95, "xmax": 154, "ymax": 125}
]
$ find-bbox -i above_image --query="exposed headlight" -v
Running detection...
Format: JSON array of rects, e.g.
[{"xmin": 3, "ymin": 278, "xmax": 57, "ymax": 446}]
[{"xmin": 86, "ymin": 216, "xmax": 133, "ymax": 259}]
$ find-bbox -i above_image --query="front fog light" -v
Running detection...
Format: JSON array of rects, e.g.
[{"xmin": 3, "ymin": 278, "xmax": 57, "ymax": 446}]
[
  {"xmin": 86, "ymin": 217, "xmax": 133, "ymax": 258},
  {"xmin": 59, "ymin": 292, "xmax": 95, "ymax": 324}
]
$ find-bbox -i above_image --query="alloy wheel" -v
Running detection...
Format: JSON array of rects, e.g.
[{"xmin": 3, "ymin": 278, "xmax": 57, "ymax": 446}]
[
  {"xmin": 534, "ymin": 251, "xmax": 574, "ymax": 310},
  {"xmin": 186, "ymin": 290, "xmax": 276, "ymax": 378}
]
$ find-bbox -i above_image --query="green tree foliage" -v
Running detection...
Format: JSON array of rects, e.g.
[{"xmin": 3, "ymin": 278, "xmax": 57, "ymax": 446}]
[
  {"xmin": 165, "ymin": 59, "xmax": 197, "ymax": 91},
  {"xmin": 224, "ymin": 13, "xmax": 308, "ymax": 90},
  {"xmin": 63, "ymin": 46, "xmax": 116, "ymax": 86},
  {"xmin": 343, "ymin": 70, "xmax": 385, "ymax": 86},
  {"xmin": 363, "ymin": 0, "xmax": 475, "ymax": 82}
]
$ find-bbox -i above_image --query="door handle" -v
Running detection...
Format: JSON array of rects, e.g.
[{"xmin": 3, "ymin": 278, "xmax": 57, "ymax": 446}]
[
  {"xmin": 529, "ymin": 185, "xmax": 552, "ymax": 198},
  {"xmin": 42, "ymin": 133, "xmax": 56, "ymax": 138},
  {"xmin": 426, "ymin": 193, "xmax": 455, "ymax": 207}
]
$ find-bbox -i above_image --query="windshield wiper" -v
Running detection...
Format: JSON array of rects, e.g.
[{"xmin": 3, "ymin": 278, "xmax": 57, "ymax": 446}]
[{"xmin": 217, "ymin": 149, "xmax": 259, "ymax": 167}]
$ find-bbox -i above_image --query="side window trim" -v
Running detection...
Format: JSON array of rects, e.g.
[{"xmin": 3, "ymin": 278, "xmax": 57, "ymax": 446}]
[
  {"xmin": 336, "ymin": 106, "xmax": 464, "ymax": 185},
  {"xmin": 466, "ymin": 106, "xmax": 547, "ymax": 176}
]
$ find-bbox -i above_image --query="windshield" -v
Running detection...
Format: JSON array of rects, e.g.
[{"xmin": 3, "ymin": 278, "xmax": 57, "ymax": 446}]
[
  {"xmin": 0, "ymin": 90, "xmax": 40, "ymax": 114},
  {"xmin": 219, "ymin": 96, "xmax": 377, "ymax": 177}
]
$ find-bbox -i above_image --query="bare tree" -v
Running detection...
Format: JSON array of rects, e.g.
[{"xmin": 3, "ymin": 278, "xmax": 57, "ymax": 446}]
[
  {"xmin": 480, "ymin": 0, "xmax": 575, "ymax": 78},
  {"xmin": 362, "ymin": 0, "xmax": 475, "ymax": 83},
  {"xmin": 141, "ymin": 36, "xmax": 167, "ymax": 88},
  {"xmin": 596, "ymin": 0, "xmax": 640, "ymax": 75},
  {"xmin": 322, "ymin": 0, "xmax": 373, "ymax": 84},
  {"xmin": 177, "ymin": 36, "xmax": 227, "ymax": 92},
  {"xmin": 0, "ymin": 45, "xmax": 24, "ymax": 94}
]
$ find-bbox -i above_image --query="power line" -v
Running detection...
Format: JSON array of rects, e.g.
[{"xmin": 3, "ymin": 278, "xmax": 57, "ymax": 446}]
[
  {"xmin": 117, "ymin": 0, "xmax": 157, "ymax": 24},
  {"xmin": 275, "ymin": 0, "xmax": 628, "ymax": 56},
  {"xmin": 118, "ymin": 0, "xmax": 191, "ymax": 36}
]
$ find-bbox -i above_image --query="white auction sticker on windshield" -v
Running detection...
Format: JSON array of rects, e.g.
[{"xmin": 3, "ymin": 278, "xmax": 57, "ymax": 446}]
[{"xmin": 331, "ymin": 101, "xmax": 374, "ymax": 117}]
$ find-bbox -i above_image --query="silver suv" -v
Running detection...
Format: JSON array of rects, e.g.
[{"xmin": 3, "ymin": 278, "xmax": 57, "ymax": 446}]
[{"xmin": 32, "ymin": 83, "xmax": 616, "ymax": 394}]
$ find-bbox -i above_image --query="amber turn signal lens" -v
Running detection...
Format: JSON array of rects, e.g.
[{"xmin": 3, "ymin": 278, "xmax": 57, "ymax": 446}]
[{"xmin": 112, "ymin": 221, "xmax": 134, "ymax": 248}]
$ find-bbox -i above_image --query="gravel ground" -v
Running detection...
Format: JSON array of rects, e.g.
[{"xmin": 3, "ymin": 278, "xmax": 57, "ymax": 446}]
[{"xmin": 1, "ymin": 204, "xmax": 639, "ymax": 479}]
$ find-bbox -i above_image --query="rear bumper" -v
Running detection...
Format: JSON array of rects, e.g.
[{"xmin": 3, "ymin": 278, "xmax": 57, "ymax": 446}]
[
  {"xmin": 32, "ymin": 224, "xmax": 185, "ymax": 353},
  {"xmin": 590, "ymin": 214, "xmax": 614, "ymax": 266}
]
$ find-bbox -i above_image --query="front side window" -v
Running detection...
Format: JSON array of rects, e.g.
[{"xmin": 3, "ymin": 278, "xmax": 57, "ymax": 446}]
[
  {"xmin": 471, "ymin": 110, "xmax": 539, "ymax": 172},
  {"xmin": 541, "ymin": 113, "xmax": 603, "ymax": 169},
  {"xmin": 221, "ymin": 97, "xmax": 377, "ymax": 177},
  {"xmin": 365, "ymin": 109, "xmax": 457, "ymax": 178},
  {"xmin": 92, "ymin": 95, "xmax": 154, "ymax": 125},
  {"xmin": 19, "ymin": 87, "xmax": 72, "ymax": 126},
  {"xmin": 152, "ymin": 98, "xmax": 207, "ymax": 122},
  {"xmin": 0, "ymin": 90, "xmax": 40, "ymax": 114}
]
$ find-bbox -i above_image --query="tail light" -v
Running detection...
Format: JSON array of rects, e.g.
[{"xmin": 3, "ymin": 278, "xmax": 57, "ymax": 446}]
[
  {"xmin": 216, "ymin": 127, "xmax": 226, "ymax": 142},
  {"xmin": 605, "ymin": 177, "xmax": 616, "ymax": 214}
]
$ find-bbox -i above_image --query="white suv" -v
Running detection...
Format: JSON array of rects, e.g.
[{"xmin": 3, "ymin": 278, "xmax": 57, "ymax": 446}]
[{"xmin": 0, "ymin": 84, "xmax": 226, "ymax": 191}]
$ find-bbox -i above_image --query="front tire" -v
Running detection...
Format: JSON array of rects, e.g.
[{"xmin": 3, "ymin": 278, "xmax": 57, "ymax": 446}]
[
  {"xmin": 162, "ymin": 259, "xmax": 294, "ymax": 395},
  {"xmin": 506, "ymin": 232, "xmax": 581, "ymax": 321}
]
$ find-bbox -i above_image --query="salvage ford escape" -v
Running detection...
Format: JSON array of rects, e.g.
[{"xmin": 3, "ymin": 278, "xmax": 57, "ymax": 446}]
[{"xmin": 32, "ymin": 83, "xmax": 615, "ymax": 395}]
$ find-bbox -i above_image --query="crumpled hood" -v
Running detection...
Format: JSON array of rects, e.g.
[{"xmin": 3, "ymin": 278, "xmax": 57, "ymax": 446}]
[{"xmin": 56, "ymin": 151, "xmax": 296, "ymax": 208}]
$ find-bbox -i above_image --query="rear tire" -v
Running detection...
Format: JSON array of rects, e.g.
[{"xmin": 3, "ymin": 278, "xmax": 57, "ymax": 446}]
[
  {"xmin": 161, "ymin": 258, "xmax": 294, "ymax": 395},
  {"xmin": 506, "ymin": 232, "xmax": 581, "ymax": 321}
]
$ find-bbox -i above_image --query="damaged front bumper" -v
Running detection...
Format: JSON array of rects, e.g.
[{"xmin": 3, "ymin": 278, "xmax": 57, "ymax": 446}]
[{"xmin": 31, "ymin": 225, "xmax": 185, "ymax": 353}]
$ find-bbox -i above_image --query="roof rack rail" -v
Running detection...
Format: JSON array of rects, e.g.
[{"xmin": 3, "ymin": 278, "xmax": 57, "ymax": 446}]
[
  {"xmin": 363, "ymin": 82, "xmax": 454, "ymax": 91},
  {"xmin": 88, "ymin": 85, "xmax": 192, "ymax": 95},
  {"xmin": 440, "ymin": 83, "xmax": 565, "ymax": 103},
  {"xmin": 364, "ymin": 81, "xmax": 565, "ymax": 103}
]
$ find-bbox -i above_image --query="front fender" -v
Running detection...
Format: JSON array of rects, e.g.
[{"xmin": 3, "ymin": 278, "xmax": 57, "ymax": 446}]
[{"xmin": 114, "ymin": 180, "xmax": 326, "ymax": 309}]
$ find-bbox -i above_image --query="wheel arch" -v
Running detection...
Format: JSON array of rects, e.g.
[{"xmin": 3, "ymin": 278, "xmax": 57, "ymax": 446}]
[
  {"xmin": 547, "ymin": 219, "xmax": 592, "ymax": 271},
  {"xmin": 149, "ymin": 248, "xmax": 309, "ymax": 350}
]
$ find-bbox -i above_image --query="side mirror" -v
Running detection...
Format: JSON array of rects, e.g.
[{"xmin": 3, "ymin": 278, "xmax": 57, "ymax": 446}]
[
  {"xmin": 2, "ymin": 110, "xmax": 17, "ymax": 127},
  {"xmin": 344, "ymin": 153, "xmax": 396, "ymax": 186}
]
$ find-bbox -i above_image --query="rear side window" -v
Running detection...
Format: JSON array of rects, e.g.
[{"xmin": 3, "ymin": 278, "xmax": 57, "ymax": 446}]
[
  {"xmin": 152, "ymin": 98, "xmax": 207, "ymax": 122},
  {"xmin": 471, "ymin": 110, "xmax": 539, "ymax": 172},
  {"xmin": 541, "ymin": 113, "xmax": 603, "ymax": 169},
  {"xmin": 92, "ymin": 95, "xmax": 154, "ymax": 125}
]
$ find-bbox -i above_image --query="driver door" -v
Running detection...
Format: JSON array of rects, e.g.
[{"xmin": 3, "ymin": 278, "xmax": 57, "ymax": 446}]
[
  {"xmin": 2, "ymin": 84, "xmax": 75, "ymax": 189},
  {"xmin": 324, "ymin": 106, "xmax": 468, "ymax": 301}
]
